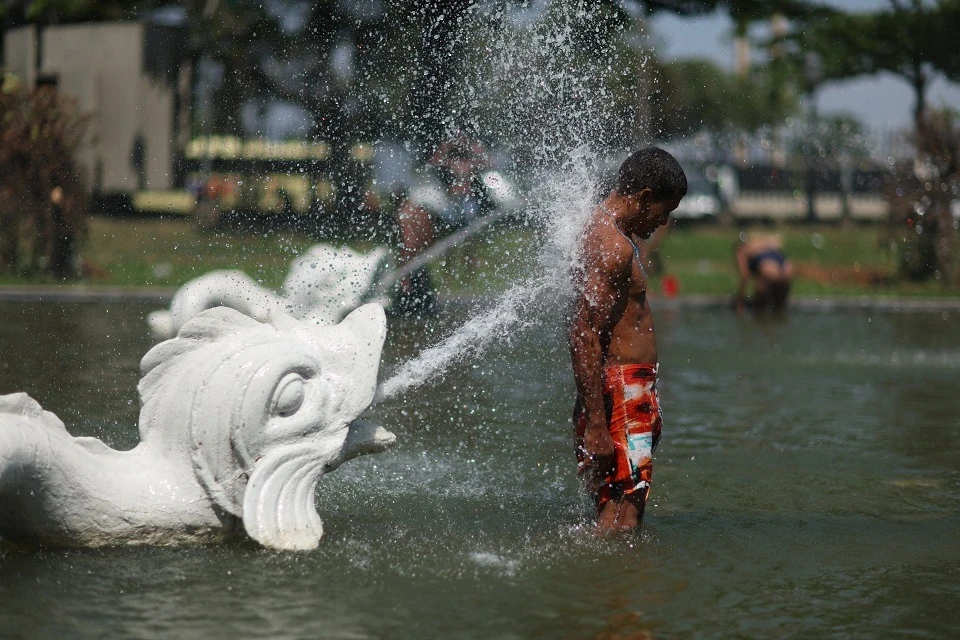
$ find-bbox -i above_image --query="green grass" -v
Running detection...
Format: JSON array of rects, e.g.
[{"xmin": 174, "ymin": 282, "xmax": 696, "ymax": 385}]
[
  {"xmin": 651, "ymin": 223, "xmax": 957, "ymax": 298},
  {"xmin": 1, "ymin": 216, "xmax": 957, "ymax": 299},
  {"xmin": 80, "ymin": 217, "xmax": 319, "ymax": 289},
  {"xmin": 2, "ymin": 217, "xmax": 345, "ymax": 290}
]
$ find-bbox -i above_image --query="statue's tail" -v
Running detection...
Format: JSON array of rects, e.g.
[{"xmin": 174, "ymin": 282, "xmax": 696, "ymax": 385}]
[
  {"xmin": 0, "ymin": 393, "xmax": 70, "ymax": 490},
  {"xmin": 150, "ymin": 270, "xmax": 283, "ymax": 340}
]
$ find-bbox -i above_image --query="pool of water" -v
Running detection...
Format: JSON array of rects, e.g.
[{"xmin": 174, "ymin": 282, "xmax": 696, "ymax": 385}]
[{"xmin": 1, "ymin": 300, "xmax": 958, "ymax": 639}]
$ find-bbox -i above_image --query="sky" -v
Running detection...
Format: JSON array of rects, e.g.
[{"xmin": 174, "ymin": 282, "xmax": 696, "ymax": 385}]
[{"xmin": 647, "ymin": 0, "xmax": 960, "ymax": 131}]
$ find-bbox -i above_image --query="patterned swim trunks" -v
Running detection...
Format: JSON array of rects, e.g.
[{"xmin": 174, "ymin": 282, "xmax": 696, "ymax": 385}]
[{"xmin": 575, "ymin": 363, "xmax": 662, "ymax": 508}]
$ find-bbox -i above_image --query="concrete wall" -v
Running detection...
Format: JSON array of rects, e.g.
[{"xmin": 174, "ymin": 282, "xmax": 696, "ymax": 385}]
[
  {"xmin": 3, "ymin": 23, "xmax": 177, "ymax": 193},
  {"xmin": 3, "ymin": 25, "xmax": 37, "ymax": 89},
  {"xmin": 137, "ymin": 73, "xmax": 176, "ymax": 190},
  {"xmin": 40, "ymin": 22, "xmax": 176, "ymax": 192}
]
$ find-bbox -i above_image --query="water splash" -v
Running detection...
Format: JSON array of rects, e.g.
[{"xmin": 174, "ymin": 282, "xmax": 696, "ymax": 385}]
[
  {"xmin": 376, "ymin": 3, "xmax": 648, "ymax": 401},
  {"xmin": 376, "ymin": 277, "xmax": 552, "ymax": 401},
  {"xmin": 376, "ymin": 152, "xmax": 599, "ymax": 402}
]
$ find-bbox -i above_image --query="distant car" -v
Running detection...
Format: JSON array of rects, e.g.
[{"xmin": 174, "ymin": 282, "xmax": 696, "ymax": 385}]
[{"xmin": 672, "ymin": 171, "xmax": 721, "ymax": 220}]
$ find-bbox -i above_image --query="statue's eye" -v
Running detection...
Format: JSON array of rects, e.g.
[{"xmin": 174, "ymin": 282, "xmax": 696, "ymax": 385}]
[{"xmin": 272, "ymin": 374, "xmax": 306, "ymax": 417}]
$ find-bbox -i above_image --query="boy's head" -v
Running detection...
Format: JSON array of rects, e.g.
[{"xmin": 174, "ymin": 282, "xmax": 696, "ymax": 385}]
[{"xmin": 616, "ymin": 147, "xmax": 688, "ymax": 204}]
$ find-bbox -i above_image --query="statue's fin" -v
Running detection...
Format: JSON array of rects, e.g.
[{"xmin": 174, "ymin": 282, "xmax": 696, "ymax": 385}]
[
  {"xmin": 0, "ymin": 392, "xmax": 40, "ymax": 415},
  {"xmin": 315, "ymin": 304, "xmax": 387, "ymax": 423},
  {"xmin": 139, "ymin": 307, "xmax": 265, "ymax": 398},
  {"xmin": 176, "ymin": 305, "xmax": 264, "ymax": 342},
  {"xmin": 1, "ymin": 393, "xmax": 120, "ymax": 454}
]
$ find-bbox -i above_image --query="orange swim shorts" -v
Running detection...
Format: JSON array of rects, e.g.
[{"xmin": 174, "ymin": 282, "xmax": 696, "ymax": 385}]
[{"xmin": 575, "ymin": 363, "xmax": 662, "ymax": 508}]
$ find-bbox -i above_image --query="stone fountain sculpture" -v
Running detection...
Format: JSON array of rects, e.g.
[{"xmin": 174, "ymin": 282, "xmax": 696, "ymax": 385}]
[
  {"xmin": 0, "ymin": 304, "xmax": 394, "ymax": 550},
  {"xmin": 147, "ymin": 244, "xmax": 391, "ymax": 339}
]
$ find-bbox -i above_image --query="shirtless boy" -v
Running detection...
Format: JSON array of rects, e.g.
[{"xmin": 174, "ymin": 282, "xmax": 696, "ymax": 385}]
[{"xmin": 568, "ymin": 148, "xmax": 687, "ymax": 532}]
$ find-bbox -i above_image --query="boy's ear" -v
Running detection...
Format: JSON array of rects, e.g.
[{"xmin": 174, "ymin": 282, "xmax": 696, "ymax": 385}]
[{"xmin": 635, "ymin": 187, "xmax": 654, "ymax": 206}]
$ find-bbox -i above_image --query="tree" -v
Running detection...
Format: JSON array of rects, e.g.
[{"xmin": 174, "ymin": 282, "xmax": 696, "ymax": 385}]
[
  {"xmin": 779, "ymin": 1, "xmax": 959, "ymax": 280},
  {"xmin": 884, "ymin": 109, "xmax": 960, "ymax": 283},
  {"xmin": 626, "ymin": 0, "xmax": 833, "ymax": 19},
  {"xmin": 6, "ymin": 0, "xmax": 839, "ymax": 210},
  {"xmin": 6, "ymin": 1, "xmax": 834, "ymax": 150},
  {"xmin": 0, "ymin": 76, "xmax": 89, "ymax": 277},
  {"xmin": 0, "ymin": 0, "xmax": 130, "ymax": 23},
  {"xmin": 783, "ymin": 0, "xmax": 960, "ymax": 129},
  {"xmin": 649, "ymin": 59, "xmax": 799, "ymax": 140}
]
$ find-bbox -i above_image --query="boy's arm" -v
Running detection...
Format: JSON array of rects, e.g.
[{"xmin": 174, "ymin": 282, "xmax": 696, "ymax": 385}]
[{"xmin": 568, "ymin": 245, "xmax": 627, "ymax": 483}]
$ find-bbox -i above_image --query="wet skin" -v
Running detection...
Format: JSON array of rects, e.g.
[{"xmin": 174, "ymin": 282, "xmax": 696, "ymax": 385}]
[{"xmin": 568, "ymin": 188, "xmax": 680, "ymax": 532}]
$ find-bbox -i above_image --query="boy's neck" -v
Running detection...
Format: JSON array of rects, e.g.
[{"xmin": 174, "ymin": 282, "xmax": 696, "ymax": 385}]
[{"xmin": 603, "ymin": 192, "xmax": 644, "ymax": 235}]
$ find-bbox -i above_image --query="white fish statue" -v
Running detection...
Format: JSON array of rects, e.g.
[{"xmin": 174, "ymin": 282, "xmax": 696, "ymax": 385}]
[
  {"xmin": 0, "ymin": 304, "xmax": 394, "ymax": 550},
  {"xmin": 147, "ymin": 244, "xmax": 391, "ymax": 339}
]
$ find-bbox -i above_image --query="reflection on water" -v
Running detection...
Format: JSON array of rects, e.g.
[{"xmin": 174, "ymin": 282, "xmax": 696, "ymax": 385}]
[{"xmin": 1, "ymin": 302, "xmax": 958, "ymax": 638}]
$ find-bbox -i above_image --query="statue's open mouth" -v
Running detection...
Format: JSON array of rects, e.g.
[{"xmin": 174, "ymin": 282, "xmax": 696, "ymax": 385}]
[
  {"xmin": 239, "ymin": 305, "xmax": 395, "ymax": 551},
  {"xmin": 242, "ymin": 419, "xmax": 395, "ymax": 551},
  {"xmin": 343, "ymin": 420, "xmax": 397, "ymax": 462}
]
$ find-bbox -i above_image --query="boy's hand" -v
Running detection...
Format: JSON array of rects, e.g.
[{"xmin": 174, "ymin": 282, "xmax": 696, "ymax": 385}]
[{"xmin": 583, "ymin": 420, "xmax": 616, "ymax": 490}]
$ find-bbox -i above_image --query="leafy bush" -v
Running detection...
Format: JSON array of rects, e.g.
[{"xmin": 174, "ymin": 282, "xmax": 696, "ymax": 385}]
[{"xmin": 0, "ymin": 73, "xmax": 89, "ymax": 278}]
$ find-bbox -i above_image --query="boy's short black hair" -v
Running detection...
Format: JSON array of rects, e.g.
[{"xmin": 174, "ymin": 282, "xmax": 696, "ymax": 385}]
[{"xmin": 616, "ymin": 147, "xmax": 688, "ymax": 202}]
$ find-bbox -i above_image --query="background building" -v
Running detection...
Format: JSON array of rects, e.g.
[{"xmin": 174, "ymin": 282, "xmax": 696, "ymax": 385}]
[{"xmin": 3, "ymin": 21, "xmax": 188, "ymax": 197}]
